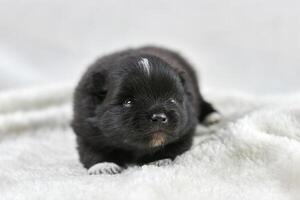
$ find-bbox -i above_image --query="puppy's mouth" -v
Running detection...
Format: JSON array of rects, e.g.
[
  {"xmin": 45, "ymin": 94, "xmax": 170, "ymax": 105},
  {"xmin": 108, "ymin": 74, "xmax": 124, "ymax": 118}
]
[{"xmin": 149, "ymin": 131, "xmax": 166, "ymax": 147}]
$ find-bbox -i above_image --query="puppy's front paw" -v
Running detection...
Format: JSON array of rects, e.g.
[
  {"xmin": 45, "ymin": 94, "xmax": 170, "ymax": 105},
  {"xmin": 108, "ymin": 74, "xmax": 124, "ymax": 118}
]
[
  {"xmin": 88, "ymin": 162, "xmax": 123, "ymax": 175},
  {"xmin": 149, "ymin": 159, "xmax": 172, "ymax": 167},
  {"xmin": 203, "ymin": 112, "xmax": 222, "ymax": 125}
]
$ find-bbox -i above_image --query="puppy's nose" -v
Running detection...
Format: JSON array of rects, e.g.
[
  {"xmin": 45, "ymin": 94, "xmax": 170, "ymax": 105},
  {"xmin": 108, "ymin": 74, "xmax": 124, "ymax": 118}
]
[{"xmin": 151, "ymin": 113, "xmax": 168, "ymax": 124}]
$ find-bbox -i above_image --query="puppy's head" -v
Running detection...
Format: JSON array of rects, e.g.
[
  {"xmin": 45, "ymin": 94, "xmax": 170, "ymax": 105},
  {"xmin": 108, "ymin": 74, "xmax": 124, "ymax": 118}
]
[{"xmin": 89, "ymin": 55, "xmax": 191, "ymax": 149}]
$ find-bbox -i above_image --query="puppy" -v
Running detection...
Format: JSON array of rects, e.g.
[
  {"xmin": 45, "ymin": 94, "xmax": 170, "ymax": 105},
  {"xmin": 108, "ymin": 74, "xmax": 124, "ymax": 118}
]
[{"xmin": 71, "ymin": 46, "xmax": 220, "ymax": 175}]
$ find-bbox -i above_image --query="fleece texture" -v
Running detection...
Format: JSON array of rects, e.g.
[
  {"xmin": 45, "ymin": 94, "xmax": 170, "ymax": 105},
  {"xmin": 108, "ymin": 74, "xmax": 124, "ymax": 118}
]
[{"xmin": 0, "ymin": 84, "xmax": 299, "ymax": 200}]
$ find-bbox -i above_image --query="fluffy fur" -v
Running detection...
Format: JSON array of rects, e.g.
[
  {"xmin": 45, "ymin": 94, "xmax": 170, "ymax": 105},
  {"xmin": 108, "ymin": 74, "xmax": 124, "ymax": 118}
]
[
  {"xmin": 1, "ymin": 85, "xmax": 300, "ymax": 200},
  {"xmin": 71, "ymin": 46, "xmax": 218, "ymax": 172}
]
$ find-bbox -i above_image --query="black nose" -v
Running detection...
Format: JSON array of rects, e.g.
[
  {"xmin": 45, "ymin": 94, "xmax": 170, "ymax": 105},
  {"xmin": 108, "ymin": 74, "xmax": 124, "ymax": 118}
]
[{"xmin": 151, "ymin": 113, "xmax": 168, "ymax": 124}]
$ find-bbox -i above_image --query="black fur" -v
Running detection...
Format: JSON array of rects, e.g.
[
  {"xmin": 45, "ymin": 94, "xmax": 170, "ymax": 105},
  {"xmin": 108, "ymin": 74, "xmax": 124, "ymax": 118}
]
[{"xmin": 71, "ymin": 46, "xmax": 217, "ymax": 170}]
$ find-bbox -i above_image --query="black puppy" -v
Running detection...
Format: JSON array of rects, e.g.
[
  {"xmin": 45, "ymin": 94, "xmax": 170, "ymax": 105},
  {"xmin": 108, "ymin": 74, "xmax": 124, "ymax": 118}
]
[{"xmin": 72, "ymin": 46, "xmax": 220, "ymax": 175}]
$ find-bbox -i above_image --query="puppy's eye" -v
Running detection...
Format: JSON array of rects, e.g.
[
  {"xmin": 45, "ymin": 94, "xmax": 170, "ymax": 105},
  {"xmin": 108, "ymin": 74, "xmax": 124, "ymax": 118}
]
[
  {"xmin": 169, "ymin": 98, "xmax": 177, "ymax": 104},
  {"xmin": 123, "ymin": 99, "xmax": 133, "ymax": 107}
]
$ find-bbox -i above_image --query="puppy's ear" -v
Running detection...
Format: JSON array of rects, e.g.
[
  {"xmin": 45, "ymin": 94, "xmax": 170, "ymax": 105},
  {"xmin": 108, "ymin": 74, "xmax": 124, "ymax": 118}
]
[
  {"xmin": 177, "ymin": 71, "xmax": 187, "ymax": 86},
  {"xmin": 177, "ymin": 70, "xmax": 194, "ymax": 97},
  {"xmin": 85, "ymin": 71, "xmax": 107, "ymax": 100}
]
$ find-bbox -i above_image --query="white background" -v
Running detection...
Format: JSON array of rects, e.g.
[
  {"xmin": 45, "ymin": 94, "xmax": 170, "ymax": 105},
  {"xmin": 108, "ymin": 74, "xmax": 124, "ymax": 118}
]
[{"xmin": 0, "ymin": 0, "xmax": 299, "ymax": 94}]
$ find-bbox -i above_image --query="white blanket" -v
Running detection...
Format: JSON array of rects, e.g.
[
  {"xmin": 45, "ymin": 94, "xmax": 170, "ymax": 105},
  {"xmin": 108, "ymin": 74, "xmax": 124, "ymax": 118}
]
[{"xmin": 0, "ymin": 84, "xmax": 299, "ymax": 200}]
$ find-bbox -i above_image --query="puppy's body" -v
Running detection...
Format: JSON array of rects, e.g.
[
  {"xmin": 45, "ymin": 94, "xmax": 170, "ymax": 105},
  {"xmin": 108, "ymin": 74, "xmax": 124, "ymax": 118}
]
[{"xmin": 72, "ymin": 46, "xmax": 218, "ymax": 174}]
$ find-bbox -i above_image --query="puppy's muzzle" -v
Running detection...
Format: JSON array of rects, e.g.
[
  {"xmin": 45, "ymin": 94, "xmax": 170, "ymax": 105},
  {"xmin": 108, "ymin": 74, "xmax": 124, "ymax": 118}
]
[{"xmin": 150, "ymin": 113, "xmax": 168, "ymax": 124}]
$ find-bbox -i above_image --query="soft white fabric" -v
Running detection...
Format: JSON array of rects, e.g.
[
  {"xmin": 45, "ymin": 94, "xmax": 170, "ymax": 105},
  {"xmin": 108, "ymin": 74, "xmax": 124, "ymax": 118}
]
[{"xmin": 0, "ymin": 84, "xmax": 299, "ymax": 200}]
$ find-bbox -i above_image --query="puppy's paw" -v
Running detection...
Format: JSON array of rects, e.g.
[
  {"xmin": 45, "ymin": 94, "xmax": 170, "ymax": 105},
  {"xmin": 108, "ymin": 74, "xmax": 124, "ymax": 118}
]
[
  {"xmin": 88, "ymin": 162, "xmax": 123, "ymax": 175},
  {"xmin": 149, "ymin": 158, "xmax": 172, "ymax": 167},
  {"xmin": 203, "ymin": 112, "xmax": 222, "ymax": 125}
]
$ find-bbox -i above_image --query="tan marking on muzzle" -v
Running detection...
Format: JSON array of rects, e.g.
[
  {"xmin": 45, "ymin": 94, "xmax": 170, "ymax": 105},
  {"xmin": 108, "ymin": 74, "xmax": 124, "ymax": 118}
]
[{"xmin": 150, "ymin": 132, "xmax": 166, "ymax": 147}]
